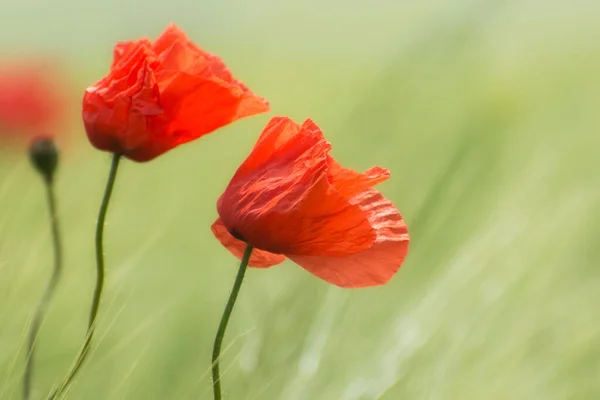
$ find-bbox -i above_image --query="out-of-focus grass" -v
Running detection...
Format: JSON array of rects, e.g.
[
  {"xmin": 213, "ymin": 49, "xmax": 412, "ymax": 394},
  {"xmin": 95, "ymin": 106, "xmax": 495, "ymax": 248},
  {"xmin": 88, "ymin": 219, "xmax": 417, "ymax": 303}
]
[{"xmin": 1, "ymin": 0, "xmax": 600, "ymax": 399}]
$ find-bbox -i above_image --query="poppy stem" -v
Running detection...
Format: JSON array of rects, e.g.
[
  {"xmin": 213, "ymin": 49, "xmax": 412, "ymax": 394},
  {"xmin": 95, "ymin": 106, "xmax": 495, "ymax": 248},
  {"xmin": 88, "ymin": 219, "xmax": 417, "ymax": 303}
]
[
  {"xmin": 23, "ymin": 174, "xmax": 62, "ymax": 400},
  {"xmin": 48, "ymin": 153, "xmax": 122, "ymax": 399},
  {"xmin": 212, "ymin": 244, "xmax": 253, "ymax": 400}
]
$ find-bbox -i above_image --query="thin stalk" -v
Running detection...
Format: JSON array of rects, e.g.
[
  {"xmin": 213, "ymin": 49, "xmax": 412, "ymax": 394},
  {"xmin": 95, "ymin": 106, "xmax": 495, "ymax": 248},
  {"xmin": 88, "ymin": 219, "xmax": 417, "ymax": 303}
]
[
  {"xmin": 48, "ymin": 153, "xmax": 122, "ymax": 399},
  {"xmin": 212, "ymin": 245, "xmax": 253, "ymax": 400},
  {"xmin": 23, "ymin": 176, "xmax": 63, "ymax": 400}
]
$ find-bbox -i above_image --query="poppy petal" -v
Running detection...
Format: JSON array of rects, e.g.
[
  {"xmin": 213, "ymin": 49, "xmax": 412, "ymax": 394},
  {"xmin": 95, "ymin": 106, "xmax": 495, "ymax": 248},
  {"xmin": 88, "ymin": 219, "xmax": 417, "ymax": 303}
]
[
  {"xmin": 218, "ymin": 118, "xmax": 376, "ymax": 257},
  {"xmin": 233, "ymin": 116, "xmax": 305, "ymax": 176},
  {"xmin": 152, "ymin": 23, "xmax": 189, "ymax": 56},
  {"xmin": 83, "ymin": 23, "xmax": 269, "ymax": 162},
  {"xmin": 328, "ymin": 158, "xmax": 390, "ymax": 198},
  {"xmin": 156, "ymin": 72, "xmax": 263, "ymax": 139},
  {"xmin": 273, "ymin": 174, "xmax": 375, "ymax": 256},
  {"xmin": 288, "ymin": 189, "xmax": 409, "ymax": 288},
  {"xmin": 211, "ymin": 218, "xmax": 286, "ymax": 268},
  {"xmin": 112, "ymin": 40, "xmax": 144, "ymax": 69},
  {"xmin": 103, "ymin": 40, "xmax": 154, "ymax": 94},
  {"xmin": 152, "ymin": 25, "xmax": 212, "ymax": 77},
  {"xmin": 152, "ymin": 23, "xmax": 243, "ymax": 84},
  {"xmin": 154, "ymin": 39, "xmax": 202, "ymax": 75},
  {"xmin": 151, "ymin": 23, "xmax": 269, "ymax": 119}
]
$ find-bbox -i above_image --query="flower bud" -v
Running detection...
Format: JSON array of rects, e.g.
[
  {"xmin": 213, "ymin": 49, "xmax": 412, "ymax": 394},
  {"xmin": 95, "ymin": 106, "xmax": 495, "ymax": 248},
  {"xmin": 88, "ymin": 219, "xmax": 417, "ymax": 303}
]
[{"xmin": 29, "ymin": 136, "xmax": 58, "ymax": 182}]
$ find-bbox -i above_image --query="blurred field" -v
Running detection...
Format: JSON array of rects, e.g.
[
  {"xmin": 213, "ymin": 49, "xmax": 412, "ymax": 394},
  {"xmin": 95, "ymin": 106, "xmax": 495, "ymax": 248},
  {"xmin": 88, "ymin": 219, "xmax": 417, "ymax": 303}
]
[{"xmin": 1, "ymin": 0, "xmax": 600, "ymax": 399}]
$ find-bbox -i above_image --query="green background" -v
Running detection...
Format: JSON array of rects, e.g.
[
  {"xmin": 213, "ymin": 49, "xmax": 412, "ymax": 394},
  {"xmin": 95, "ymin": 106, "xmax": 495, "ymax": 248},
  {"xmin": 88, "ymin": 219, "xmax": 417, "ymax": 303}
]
[{"xmin": 1, "ymin": 0, "xmax": 600, "ymax": 398}]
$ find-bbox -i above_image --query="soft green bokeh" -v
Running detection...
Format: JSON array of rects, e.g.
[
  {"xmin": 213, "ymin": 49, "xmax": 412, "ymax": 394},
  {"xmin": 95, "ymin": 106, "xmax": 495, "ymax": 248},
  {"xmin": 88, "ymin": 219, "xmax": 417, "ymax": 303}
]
[{"xmin": 1, "ymin": 0, "xmax": 600, "ymax": 398}]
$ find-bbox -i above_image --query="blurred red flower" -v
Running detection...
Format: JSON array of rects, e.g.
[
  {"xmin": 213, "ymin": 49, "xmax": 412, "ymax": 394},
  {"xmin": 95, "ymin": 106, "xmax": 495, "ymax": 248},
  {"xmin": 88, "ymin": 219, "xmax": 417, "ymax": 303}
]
[
  {"xmin": 82, "ymin": 23, "xmax": 269, "ymax": 162},
  {"xmin": 0, "ymin": 62, "xmax": 65, "ymax": 142},
  {"xmin": 212, "ymin": 117, "xmax": 410, "ymax": 288}
]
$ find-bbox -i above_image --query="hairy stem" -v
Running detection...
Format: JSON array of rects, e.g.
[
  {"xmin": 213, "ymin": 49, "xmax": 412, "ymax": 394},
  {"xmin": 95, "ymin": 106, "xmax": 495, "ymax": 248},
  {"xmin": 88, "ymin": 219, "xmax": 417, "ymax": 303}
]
[
  {"xmin": 212, "ymin": 245, "xmax": 253, "ymax": 400},
  {"xmin": 23, "ymin": 176, "xmax": 63, "ymax": 400},
  {"xmin": 49, "ymin": 153, "xmax": 121, "ymax": 399}
]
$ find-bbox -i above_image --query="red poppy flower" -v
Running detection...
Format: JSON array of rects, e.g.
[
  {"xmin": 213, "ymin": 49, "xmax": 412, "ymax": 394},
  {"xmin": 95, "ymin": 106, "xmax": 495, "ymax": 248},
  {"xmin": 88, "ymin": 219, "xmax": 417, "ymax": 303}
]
[
  {"xmin": 0, "ymin": 62, "xmax": 65, "ymax": 142},
  {"xmin": 211, "ymin": 117, "xmax": 410, "ymax": 288},
  {"xmin": 82, "ymin": 23, "xmax": 269, "ymax": 162}
]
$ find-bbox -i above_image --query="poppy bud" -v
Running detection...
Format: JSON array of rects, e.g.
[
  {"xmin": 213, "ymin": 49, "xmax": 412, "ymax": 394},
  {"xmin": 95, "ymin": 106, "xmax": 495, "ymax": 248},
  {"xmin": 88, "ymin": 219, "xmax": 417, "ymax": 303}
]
[{"xmin": 29, "ymin": 136, "xmax": 58, "ymax": 182}]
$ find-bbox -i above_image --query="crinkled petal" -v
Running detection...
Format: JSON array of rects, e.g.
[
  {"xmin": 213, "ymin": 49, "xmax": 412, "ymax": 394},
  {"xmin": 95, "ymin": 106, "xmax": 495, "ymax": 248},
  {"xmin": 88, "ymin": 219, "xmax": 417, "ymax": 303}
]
[
  {"xmin": 112, "ymin": 40, "xmax": 144, "ymax": 69},
  {"xmin": 152, "ymin": 23, "xmax": 189, "ymax": 55},
  {"xmin": 218, "ymin": 118, "xmax": 376, "ymax": 257},
  {"xmin": 155, "ymin": 39, "xmax": 201, "ymax": 75},
  {"xmin": 270, "ymin": 174, "xmax": 375, "ymax": 256},
  {"xmin": 83, "ymin": 59, "xmax": 163, "ymax": 159},
  {"xmin": 328, "ymin": 158, "xmax": 390, "ymax": 198},
  {"xmin": 152, "ymin": 23, "xmax": 236, "ymax": 83},
  {"xmin": 156, "ymin": 71, "xmax": 264, "ymax": 140},
  {"xmin": 83, "ymin": 23, "xmax": 268, "ymax": 162},
  {"xmin": 152, "ymin": 23, "xmax": 269, "ymax": 121},
  {"xmin": 153, "ymin": 25, "xmax": 210, "ymax": 76},
  {"xmin": 211, "ymin": 218, "xmax": 286, "ymax": 268},
  {"xmin": 233, "ymin": 117, "xmax": 307, "ymax": 176},
  {"xmin": 130, "ymin": 61, "xmax": 162, "ymax": 117},
  {"xmin": 82, "ymin": 90, "xmax": 127, "ymax": 153},
  {"xmin": 288, "ymin": 189, "xmax": 409, "ymax": 288},
  {"xmin": 102, "ymin": 40, "xmax": 153, "ymax": 95}
]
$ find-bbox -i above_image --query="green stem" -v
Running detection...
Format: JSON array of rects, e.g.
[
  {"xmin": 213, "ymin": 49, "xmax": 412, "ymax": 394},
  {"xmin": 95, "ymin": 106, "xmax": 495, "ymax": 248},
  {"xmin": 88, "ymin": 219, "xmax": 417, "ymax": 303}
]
[
  {"xmin": 212, "ymin": 245, "xmax": 253, "ymax": 400},
  {"xmin": 48, "ymin": 153, "xmax": 121, "ymax": 399},
  {"xmin": 23, "ymin": 176, "xmax": 63, "ymax": 400}
]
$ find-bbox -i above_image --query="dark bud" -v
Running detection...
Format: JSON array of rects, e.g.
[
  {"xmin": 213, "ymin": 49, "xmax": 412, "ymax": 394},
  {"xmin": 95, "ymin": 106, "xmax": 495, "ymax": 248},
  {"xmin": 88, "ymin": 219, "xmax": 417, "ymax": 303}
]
[{"xmin": 29, "ymin": 136, "xmax": 59, "ymax": 182}]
